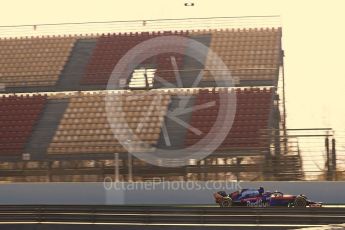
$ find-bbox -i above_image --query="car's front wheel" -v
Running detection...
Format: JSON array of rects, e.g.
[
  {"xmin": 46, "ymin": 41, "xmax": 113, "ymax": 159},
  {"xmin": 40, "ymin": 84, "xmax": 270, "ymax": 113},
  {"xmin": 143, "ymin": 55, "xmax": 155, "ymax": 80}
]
[
  {"xmin": 294, "ymin": 195, "xmax": 307, "ymax": 208},
  {"xmin": 220, "ymin": 197, "xmax": 233, "ymax": 208}
]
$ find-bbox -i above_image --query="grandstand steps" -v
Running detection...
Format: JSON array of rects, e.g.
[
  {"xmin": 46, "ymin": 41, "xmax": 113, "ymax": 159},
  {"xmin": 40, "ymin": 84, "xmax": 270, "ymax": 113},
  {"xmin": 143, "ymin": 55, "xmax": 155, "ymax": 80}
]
[
  {"xmin": 24, "ymin": 99, "xmax": 69, "ymax": 160},
  {"xmin": 156, "ymin": 95, "xmax": 196, "ymax": 150},
  {"xmin": 56, "ymin": 39, "xmax": 98, "ymax": 91},
  {"xmin": 181, "ymin": 34, "xmax": 212, "ymax": 88}
]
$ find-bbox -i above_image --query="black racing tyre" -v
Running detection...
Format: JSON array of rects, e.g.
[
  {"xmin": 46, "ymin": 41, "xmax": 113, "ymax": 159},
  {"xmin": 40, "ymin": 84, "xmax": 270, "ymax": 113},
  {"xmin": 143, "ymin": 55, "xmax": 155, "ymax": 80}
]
[
  {"xmin": 220, "ymin": 197, "xmax": 233, "ymax": 208},
  {"xmin": 294, "ymin": 195, "xmax": 307, "ymax": 208}
]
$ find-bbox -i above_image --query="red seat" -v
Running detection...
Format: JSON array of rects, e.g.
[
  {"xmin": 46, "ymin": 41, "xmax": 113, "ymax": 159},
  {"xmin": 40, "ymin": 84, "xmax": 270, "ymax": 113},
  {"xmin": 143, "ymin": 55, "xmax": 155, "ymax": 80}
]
[
  {"xmin": 185, "ymin": 88, "xmax": 273, "ymax": 150},
  {"xmin": 0, "ymin": 95, "xmax": 47, "ymax": 155},
  {"xmin": 81, "ymin": 31, "xmax": 188, "ymax": 86}
]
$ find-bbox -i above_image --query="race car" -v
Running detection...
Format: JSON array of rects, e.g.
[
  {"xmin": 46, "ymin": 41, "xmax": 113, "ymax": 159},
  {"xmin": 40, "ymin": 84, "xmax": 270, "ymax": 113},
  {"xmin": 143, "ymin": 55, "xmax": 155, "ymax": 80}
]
[{"xmin": 213, "ymin": 187, "xmax": 322, "ymax": 208}]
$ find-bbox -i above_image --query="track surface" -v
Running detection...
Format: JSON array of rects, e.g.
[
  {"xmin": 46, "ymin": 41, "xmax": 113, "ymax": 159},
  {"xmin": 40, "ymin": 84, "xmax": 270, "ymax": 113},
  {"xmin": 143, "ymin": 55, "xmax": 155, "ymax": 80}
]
[{"xmin": 0, "ymin": 205, "xmax": 345, "ymax": 229}]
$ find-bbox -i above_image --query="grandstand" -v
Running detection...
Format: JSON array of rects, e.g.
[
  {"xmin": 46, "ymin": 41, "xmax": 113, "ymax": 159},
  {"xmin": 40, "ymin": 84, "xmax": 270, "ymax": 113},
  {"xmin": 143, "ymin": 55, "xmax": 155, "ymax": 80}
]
[{"xmin": 0, "ymin": 16, "xmax": 324, "ymax": 182}]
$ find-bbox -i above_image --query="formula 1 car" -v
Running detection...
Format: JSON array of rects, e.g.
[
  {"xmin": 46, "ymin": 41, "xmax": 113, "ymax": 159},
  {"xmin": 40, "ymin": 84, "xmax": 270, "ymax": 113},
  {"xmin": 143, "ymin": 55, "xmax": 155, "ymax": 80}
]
[{"xmin": 214, "ymin": 187, "xmax": 322, "ymax": 208}]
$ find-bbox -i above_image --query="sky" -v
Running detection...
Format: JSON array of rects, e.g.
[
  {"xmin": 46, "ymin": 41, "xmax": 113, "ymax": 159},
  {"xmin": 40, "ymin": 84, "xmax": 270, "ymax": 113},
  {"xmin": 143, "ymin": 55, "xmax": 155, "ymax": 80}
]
[{"xmin": 1, "ymin": 0, "xmax": 345, "ymax": 135}]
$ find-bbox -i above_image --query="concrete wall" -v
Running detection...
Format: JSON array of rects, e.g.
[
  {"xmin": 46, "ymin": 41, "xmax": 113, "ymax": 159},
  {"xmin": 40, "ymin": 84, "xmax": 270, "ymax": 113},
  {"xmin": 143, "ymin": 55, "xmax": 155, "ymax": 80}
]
[{"xmin": 0, "ymin": 181, "xmax": 344, "ymax": 205}]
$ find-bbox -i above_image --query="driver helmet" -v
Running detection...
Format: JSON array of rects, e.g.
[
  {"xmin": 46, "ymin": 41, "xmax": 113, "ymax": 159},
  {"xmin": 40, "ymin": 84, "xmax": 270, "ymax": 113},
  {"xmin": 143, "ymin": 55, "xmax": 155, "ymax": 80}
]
[{"xmin": 258, "ymin": 187, "xmax": 264, "ymax": 194}]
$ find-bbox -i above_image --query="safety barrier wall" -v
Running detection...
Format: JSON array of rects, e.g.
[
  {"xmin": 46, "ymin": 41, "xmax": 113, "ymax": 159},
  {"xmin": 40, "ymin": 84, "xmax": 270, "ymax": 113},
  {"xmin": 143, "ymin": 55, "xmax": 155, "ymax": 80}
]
[{"xmin": 0, "ymin": 181, "xmax": 344, "ymax": 205}]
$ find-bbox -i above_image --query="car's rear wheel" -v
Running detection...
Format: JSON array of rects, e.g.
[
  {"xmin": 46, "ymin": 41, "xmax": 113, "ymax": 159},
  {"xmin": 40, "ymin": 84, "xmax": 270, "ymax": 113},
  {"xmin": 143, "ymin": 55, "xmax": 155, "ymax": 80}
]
[
  {"xmin": 220, "ymin": 197, "xmax": 233, "ymax": 208},
  {"xmin": 294, "ymin": 195, "xmax": 307, "ymax": 208}
]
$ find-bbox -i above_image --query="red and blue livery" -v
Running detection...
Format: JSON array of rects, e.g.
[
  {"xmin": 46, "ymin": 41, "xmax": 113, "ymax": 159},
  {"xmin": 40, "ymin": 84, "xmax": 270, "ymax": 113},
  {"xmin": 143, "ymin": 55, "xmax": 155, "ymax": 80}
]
[{"xmin": 214, "ymin": 187, "xmax": 322, "ymax": 208}]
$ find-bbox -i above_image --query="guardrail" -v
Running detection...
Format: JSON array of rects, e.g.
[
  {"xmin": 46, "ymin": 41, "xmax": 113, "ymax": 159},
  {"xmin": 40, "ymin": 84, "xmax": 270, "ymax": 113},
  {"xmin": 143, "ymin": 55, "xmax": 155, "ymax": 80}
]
[{"xmin": 0, "ymin": 205, "xmax": 345, "ymax": 225}]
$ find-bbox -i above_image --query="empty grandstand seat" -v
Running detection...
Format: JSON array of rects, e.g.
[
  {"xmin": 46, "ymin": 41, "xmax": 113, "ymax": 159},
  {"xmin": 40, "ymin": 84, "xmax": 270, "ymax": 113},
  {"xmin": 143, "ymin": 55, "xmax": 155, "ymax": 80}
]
[
  {"xmin": 0, "ymin": 94, "xmax": 47, "ymax": 155},
  {"xmin": 48, "ymin": 91, "xmax": 171, "ymax": 154},
  {"xmin": 81, "ymin": 31, "xmax": 188, "ymax": 86},
  {"xmin": 0, "ymin": 36, "xmax": 76, "ymax": 87},
  {"xmin": 201, "ymin": 28, "xmax": 282, "ymax": 83},
  {"xmin": 185, "ymin": 87, "xmax": 273, "ymax": 150}
]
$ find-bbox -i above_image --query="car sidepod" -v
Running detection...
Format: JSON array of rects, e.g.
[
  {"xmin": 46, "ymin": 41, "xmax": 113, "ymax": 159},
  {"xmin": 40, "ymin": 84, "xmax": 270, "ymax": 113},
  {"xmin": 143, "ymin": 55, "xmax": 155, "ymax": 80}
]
[{"xmin": 269, "ymin": 195, "xmax": 296, "ymax": 207}]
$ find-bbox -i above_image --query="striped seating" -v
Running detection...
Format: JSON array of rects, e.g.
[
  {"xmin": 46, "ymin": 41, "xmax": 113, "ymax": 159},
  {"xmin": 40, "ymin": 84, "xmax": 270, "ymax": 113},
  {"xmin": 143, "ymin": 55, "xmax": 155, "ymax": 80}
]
[
  {"xmin": 81, "ymin": 31, "xmax": 188, "ymax": 86},
  {"xmin": 48, "ymin": 91, "xmax": 171, "ymax": 154}
]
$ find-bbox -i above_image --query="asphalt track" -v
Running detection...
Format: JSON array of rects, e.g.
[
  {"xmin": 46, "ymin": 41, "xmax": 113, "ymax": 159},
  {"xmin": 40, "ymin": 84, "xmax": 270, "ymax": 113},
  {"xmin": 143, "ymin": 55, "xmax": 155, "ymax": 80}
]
[{"xmin": 0, "ymin": 205, "xmax": 345, "ymax": 230}]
